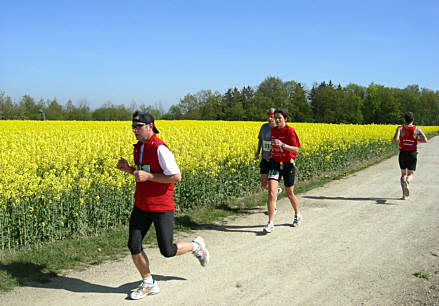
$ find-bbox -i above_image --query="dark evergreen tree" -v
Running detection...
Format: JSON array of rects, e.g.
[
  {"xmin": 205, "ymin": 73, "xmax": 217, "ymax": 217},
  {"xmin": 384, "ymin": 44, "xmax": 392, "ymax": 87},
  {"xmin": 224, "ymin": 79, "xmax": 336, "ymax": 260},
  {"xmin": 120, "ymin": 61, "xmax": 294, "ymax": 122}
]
[
  {"xmin": 45, "ymin": 98, "xmax": 64, "ymax": 120},
  {"xmin": 284, "ymin": 81, "xmax": 313, "ymax": 122},
  {"xmin": 419, "ymin": 88, "xmax": 439, "ymax": 125}
]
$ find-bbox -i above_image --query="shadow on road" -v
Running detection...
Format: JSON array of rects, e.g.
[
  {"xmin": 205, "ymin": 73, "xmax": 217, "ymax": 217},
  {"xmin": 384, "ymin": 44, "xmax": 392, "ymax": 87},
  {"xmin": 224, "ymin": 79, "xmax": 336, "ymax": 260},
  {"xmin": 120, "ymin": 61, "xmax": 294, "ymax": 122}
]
[
  {"xmin": 302, "ymin": 195, "xmax": 402, "ymax": 205},
  {"xmin": 0, "ymin": 262, "xmax": 185, "ymax": 294},
  {"xmin": 186, "ymin": 221, "xmax": 266, "ymax": 234},
  {"xmin": 175, "ymin": 213, "xmax": 293, "ymax": 235}
]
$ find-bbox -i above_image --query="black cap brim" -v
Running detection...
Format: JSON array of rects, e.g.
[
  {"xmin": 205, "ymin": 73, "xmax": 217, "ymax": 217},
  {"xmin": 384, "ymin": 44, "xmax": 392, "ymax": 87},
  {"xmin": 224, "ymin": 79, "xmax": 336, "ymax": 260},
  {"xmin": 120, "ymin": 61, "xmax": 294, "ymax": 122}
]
[{"xmin": 132, "ymin": 119, "xmax": 159, "ymax": 133}]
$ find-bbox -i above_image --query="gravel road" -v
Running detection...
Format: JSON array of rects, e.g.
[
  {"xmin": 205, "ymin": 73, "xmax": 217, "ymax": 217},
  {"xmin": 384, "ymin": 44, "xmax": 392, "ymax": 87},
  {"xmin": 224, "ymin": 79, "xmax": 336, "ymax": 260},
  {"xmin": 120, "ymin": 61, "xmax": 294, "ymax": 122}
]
[{"xmin": 2, "ymin": 137, "xmax": 438, "ymax": 305}]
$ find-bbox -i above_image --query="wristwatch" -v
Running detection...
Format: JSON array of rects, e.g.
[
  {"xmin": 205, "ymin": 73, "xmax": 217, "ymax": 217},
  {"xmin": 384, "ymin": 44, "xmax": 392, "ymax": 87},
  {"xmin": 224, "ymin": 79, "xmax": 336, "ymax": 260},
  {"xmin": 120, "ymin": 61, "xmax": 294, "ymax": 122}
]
[{"xmin": 281, "ymin": 143, "xmax": 286, "ymax": 149}]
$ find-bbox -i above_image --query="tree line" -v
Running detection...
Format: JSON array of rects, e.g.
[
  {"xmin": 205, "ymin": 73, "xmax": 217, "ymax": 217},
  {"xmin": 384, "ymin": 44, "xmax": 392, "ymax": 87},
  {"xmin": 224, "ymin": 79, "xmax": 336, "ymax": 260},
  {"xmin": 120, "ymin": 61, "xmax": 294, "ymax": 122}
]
[
  {"xmin": 0, "ymin": 93, "xmax": 165, "ymax": 122},
  {"xmin": 169, "ymin": 77, "xmax": 439, "ymax": 125},
  {"xmin": 2, "ymin": 76, "xmax": 439, "ymax": 125}
]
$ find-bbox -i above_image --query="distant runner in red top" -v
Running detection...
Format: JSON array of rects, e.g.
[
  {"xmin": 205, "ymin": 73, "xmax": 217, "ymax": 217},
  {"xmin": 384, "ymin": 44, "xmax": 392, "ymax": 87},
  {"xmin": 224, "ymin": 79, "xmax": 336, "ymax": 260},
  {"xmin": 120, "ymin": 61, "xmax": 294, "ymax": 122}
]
[
  {"xmin": 392, "ymin": 111, "xmax": 427, "ymax": 200},
  {"xmin": 263, "ymin": 109, "xmax": 302, "ymax": 233}
]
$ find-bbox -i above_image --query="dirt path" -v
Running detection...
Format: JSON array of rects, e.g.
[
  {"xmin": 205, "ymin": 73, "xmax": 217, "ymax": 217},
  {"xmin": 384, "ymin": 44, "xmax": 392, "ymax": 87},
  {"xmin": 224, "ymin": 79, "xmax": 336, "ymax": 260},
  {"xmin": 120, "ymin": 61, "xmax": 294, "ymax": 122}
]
[{"xmin": 2, "ymin": 138, "xmax": 439, "ymax": 305}]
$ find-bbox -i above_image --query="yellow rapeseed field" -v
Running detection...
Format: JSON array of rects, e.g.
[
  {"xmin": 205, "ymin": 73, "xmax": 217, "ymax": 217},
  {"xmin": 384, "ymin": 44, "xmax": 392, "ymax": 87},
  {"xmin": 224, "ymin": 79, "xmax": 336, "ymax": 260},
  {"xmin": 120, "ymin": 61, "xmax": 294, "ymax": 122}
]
[{"xmin": 1, "ymin": 120, "xmax": 438, "ymax": 249}]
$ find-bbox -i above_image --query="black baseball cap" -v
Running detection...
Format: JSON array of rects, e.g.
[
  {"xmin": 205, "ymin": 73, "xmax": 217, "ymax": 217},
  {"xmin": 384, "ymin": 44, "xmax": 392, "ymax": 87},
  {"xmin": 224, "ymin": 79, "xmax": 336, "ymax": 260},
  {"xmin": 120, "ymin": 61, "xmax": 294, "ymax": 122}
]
[{"xmin": 132, "ymin": 112, "xmax": 159, "ymax": 133}]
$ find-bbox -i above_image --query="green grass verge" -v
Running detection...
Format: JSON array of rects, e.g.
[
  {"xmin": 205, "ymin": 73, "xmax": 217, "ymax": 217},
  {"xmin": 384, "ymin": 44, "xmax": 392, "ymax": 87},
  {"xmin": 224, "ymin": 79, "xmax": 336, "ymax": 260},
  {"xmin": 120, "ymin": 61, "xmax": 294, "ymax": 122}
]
[{"xmin": 0, "ymin": 148, "xmax": 406, "ymax": 294}]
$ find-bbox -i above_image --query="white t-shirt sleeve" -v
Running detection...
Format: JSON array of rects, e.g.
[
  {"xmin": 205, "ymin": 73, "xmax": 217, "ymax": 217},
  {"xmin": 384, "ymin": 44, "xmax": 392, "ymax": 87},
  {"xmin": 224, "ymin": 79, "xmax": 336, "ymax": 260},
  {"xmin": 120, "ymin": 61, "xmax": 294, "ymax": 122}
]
[{"xmin": 157, "ymin": 145, "xmax": 180, "ymax": 175}]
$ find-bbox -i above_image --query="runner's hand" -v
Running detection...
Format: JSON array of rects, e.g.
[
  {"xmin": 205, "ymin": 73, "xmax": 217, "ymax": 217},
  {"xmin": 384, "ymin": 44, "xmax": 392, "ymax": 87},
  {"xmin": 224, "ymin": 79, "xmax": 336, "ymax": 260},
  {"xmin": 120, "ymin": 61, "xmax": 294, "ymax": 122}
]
[
  {"xmin": 133, "ymin": 170, "xmax": 152, "ymax": 182},
  {"xmin": 116, "ymin": 158, "xmax": 130, "ymax": 172},
  {"xmin": 272, "ymin": 139, "xmax": 282, "ymax": 147}
]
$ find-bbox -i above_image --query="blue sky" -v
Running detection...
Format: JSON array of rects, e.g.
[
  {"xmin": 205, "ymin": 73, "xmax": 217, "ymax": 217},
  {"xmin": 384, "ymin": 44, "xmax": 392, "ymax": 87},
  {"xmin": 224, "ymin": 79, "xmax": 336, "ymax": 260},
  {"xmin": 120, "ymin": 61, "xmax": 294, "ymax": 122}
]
[{"xmin": 1, "ymin": 0, "xmax": 438, "ymax": 111}]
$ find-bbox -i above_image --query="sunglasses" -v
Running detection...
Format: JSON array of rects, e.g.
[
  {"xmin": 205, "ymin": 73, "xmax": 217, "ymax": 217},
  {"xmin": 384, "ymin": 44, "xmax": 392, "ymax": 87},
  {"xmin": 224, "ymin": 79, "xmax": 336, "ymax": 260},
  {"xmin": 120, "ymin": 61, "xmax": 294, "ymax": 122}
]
[{"xmin": 132, "ymin": 123, "xmax": 147, "ymax": 130}]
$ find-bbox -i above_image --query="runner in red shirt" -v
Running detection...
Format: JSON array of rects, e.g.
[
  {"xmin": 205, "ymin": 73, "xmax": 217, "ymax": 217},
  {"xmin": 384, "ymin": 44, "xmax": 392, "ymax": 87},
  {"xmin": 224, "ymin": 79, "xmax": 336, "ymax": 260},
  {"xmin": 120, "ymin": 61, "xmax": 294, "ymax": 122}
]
[
  {"xmin": 263, "ymin": 109, "xmax": 302, "ymax": 233},
  {"xmin": 116, "ymin": 111, "xmax": 209, "ymax": 300},
  {"xmin": 392, "ymin": 112, "xmax": 427, "ymax": 200}
]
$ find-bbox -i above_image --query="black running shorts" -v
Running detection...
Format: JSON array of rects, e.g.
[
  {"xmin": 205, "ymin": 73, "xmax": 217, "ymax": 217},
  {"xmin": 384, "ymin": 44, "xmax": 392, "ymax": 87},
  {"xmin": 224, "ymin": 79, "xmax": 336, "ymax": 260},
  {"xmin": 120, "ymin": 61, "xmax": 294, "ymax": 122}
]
[
  {"xmin": 267, "ymin": 159, "xmax": 296, "ymax": 187},
  {"xmin": 398, "ymin": 149, "xmax": 417, "ymax": 171},
  {"xmin": 260, "ymin": 158, "xmax": 270, "ymax": 174},
  {"xmin": 128, "ymin": 206, "xmax": 177, "ymax": 257}
]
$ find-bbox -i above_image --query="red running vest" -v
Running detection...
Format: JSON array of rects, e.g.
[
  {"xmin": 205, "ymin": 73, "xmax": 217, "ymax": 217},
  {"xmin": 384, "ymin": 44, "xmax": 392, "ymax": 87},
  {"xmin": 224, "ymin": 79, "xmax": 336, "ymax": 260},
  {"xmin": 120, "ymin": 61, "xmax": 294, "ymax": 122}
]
[
  {"xmin": 133, "ymin": 134, "xmax": 175, "ymax": 212},
  {"xmin": 271, "ymin": 125, "xmax": 301, "ymax": 162},
  {"xmin": 399, "ymin": 125, "xmax": 417, "ymax": 151}
]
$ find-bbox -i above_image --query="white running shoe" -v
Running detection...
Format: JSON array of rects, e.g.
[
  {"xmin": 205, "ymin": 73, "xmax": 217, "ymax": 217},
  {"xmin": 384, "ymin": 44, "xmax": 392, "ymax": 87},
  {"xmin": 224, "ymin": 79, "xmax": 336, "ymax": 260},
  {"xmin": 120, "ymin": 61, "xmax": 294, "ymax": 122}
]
[
  {"xmin": 263, "ymin": 222, "xmax": 274, "ymax": 233},
  {"xmin": 192, "ymin": 236, "xmax": 210, "ymax": 267},
  {"xmin": 277, "ymin": 187, "xmax": 282, "ymax": 196},
  {"xmin": 129, "ymin": 280, "xmax": 160, "ymax": 300},
  {"xmin": 292, "ymin": 213, "xmax": 302, "ymax": 227}
]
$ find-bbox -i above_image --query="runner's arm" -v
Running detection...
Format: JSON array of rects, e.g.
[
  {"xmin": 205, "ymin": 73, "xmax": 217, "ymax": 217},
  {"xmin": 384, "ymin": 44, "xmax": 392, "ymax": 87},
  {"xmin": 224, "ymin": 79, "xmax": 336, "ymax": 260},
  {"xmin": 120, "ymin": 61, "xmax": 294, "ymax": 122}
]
[
  {"xmin": 255, "ymin": 139, "xmax": 262, "ymax": 159},
  {"xmin": 272, "ymin": 139, "xmax": 299, "ymax": 154},
  {"xmin": 392, "ymin": 126, "xmax": 402, "ymax": 142},
  {"xmin": 134, "ymin": 171, "xmax": 181, "ymax": 183},
  {"xmin": 255, "ymin": 127, "xmax": 264, "ymax": 159},
  {"xmin": 416, "ymin": 127, "xmax": 428, "ymax": 143},
  {"xmin": 133, "ymin": 145, "xmax": 181, "ymax": 183},
  {"xmin": 282, "ymin": 143, "xmax": 299, "ymax": 154}
]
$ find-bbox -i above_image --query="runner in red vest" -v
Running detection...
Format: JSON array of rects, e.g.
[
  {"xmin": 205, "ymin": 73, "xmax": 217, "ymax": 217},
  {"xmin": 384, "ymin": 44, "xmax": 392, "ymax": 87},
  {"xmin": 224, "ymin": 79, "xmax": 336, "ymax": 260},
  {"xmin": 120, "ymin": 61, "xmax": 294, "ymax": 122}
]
[
  {"xmin": 263, "ymin": 109, "xmax": 302, "ymax": 233},
  {"xmin": 392, "ymin": 112, "xmax": 427, "ymax": 200},
  {"xmin": 116, "ymin": 111, "xmax": 209, "ymax": 300}
]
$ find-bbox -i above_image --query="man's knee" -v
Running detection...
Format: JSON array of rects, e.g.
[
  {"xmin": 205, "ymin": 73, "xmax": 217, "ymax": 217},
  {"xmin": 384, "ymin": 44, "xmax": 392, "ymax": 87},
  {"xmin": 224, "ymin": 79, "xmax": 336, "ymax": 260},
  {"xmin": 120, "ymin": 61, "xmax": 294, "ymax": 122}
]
[
  {"xmin": 128, "ymin": 240, "xmax": 142, "ymax": 255},
  {"xmin": 159, "ymin": 243, "xmax": 177, "ymax": 258}
]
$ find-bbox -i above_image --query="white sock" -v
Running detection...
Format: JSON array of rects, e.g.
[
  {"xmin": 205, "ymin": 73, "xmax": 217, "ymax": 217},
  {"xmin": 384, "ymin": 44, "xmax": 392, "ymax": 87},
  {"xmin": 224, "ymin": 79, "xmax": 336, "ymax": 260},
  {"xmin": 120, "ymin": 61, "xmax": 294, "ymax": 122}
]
[
  {"xmin": 143, "ymin": 276, "xmax": 153, "ymax": 284},
  {"xmin": 192, "ymin": 242, "xmax": 200, "ymax": 252}
]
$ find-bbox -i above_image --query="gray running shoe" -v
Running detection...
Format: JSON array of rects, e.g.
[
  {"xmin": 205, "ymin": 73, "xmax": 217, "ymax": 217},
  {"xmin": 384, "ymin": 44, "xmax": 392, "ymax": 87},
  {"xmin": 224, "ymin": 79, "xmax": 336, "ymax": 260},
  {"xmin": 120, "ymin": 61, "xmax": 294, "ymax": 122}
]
[
  {"xmin": 192, "ymin": 236, "xmax": 210, "ymax": 267},
  {"xmin": 129, "ymin": 280, "xmax": 160, "ymax": 300}
]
